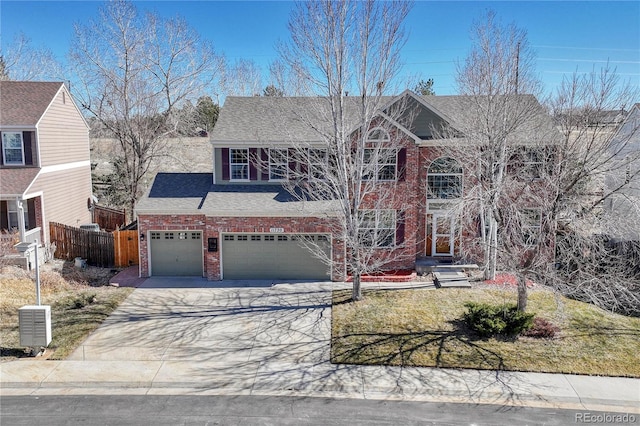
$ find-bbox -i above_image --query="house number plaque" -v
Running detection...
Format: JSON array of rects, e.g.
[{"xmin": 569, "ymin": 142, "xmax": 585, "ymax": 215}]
[{"xmin": 269, "ymin": 228, "xmax": 284, "ymax": 233}]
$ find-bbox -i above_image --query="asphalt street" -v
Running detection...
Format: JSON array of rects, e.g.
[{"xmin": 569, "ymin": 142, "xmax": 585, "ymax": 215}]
[{"xmin": 0, "ymin": 395, "xmax": 614, "ymax": 426}]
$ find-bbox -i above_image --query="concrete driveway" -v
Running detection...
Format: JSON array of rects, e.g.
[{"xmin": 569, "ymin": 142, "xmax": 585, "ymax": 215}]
[{"xmin": 67, "ymin": 277, "xmax": 346, "ymax": 392}]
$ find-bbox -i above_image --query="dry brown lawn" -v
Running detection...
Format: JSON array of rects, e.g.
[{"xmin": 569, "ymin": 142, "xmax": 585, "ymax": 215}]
[
  {"xmin": 332, "ymin": 285, "xmax": 640, "ymax": 377},
  {"xmin": 0, "ymin": 261, "xmax": 133, "ymax": 360}
]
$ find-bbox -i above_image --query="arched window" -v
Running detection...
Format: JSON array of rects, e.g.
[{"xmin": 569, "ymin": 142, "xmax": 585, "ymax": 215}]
[
  {"xmin": 427, "ymin": 157, "xmax": 462, "ymax": 199},
  {"xmin": 366, "ymin": 127, "xmax": 390, "ymax": 143}
]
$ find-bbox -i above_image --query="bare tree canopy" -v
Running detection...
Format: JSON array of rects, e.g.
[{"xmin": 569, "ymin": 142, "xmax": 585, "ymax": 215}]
[
  {"xmin": 446, "ymin": 11, "xmax": 640, "ymax": 315},
  {"xmin": 546, "ymin": 66, "xmax": 640, "ymax": 316},
  {"xmin": 70, "ymin": 0, "xmax": 221, "ymax": 218},
  {"xmin": 221, "ymin": 58, "xmax": 262, "ymax": 97},
  {"xmin": 276, "ymin": 0, "xmax": 413, "ymax": 301},
  {"xmin": 0, "ymin": 32, "xmax": 63, "ymax": 81}
]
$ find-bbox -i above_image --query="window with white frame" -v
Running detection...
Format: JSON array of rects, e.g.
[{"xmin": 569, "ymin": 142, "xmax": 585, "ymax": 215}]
[
  {"xmin": 308, "ymin": 148, "xmax": 327, "ymax": 180},
  {"xmin": 230, "ymin": 148, "xmax": 249, "ymax": 180},
  {"xmin": 366, "ymin": 127, "xmax": 390, "ymax": 143},
  {"xmin": 521, "ymin": 147, "xmax": 545, "ymax": 178},
  {"xmin": 7, "ymin": 200, "xmax": 29, "ymax": 229},
  {"xmin": 427, "ymin": 157, "xmax": 462, "ymax": 199},
  {"xmin": 363, "ymin": 148, "xmax": 397, "ymax": 181},
  {"xmin": 359, "ymin": 209, "xmax": 396, "ymax": 248},
  {"xmin": 521, "ymin": 209, "xmax": 541, "ymax": 246},
  {"xmin": 269, "ymin": 148, "xmax": 288, "ymax": 180},
  {"xmin": 2, "ymin": 132, "xmax": 25, "ymax": 165},
  {"xmin": 363, "ymin": 128, "xmax": 397, "ymax": 181}
]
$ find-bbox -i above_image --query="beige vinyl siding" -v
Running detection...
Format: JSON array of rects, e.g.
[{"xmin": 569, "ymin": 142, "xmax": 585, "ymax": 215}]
[
  {"xmin": 30, "ymin": 165, "xmax": 93, "ymax": 238},
  {"xmin": 37, "ymin": 87, "xmax": 90, "ymax": 167}
]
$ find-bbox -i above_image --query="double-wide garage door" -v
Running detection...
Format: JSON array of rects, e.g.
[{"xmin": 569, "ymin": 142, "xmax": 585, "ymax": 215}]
[
  {"xmin": 222, "ymin": 233, "xmax": 331, "ymax": 280},
  {"xmin": 149, "ymin": 231, "xmax": 203, "ymax": 276}
]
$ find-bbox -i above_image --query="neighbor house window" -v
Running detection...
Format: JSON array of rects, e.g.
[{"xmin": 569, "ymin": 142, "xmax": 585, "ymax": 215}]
[
  {"xmin": 269, "ymin": 148, "xmax": 288, "ymax": 180},
  {"xmin": 427, "ymin": 157, "xmax": 462, "ymax": 199},
  {"xmin": 359, "ymin": 209, "xmax": 396, "ymax": 248},
  {"xmin": 521, "ymin": 209, "xmax": 541, "ymax": 246},
  {"xmin": 520, "ymin": 147, "xmax": 545, "ymax": 178},
  {"xmin": 7, "ymin": 200, "xmax": 29, "ymax": 230},
  {"xmin": 230, "ymin": 149, "xmax": 249, "ymax": 180},
  {"xmin": 2, "ymin": 132, "xmax": 25, "ymax": 165},
  {"xmin": 308, "ymin": 148, "xmax": 327, "ymax": 180}
]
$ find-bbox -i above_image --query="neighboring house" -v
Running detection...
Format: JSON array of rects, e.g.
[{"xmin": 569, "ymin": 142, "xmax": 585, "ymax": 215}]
[
  {"xmin": 136, "ymin": 90, "xmax": 558, "ymax": 281},
  {"xmin": 606, "ymin": 103, "xmax": 640, "ymax": 241},
  {"xmin": 0, "ymin": 81, "xmax": 93, "ymax": 265}
]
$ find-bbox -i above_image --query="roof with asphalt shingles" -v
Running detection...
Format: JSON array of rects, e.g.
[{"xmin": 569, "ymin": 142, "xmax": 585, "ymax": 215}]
[
  {"xmin": 0, "ymin": 81, "xmax": 63, "ymax": 126},
  {"xmin": 136, "ymin": 173, "xmax": 338, "ymax": 216},
  {"xmin": 0, "ymin": 167, "xmax": 40, "ymax": 197},
  {"xmin": 211, "ymin": 93, "xmax": 559, "ymax": 145}
]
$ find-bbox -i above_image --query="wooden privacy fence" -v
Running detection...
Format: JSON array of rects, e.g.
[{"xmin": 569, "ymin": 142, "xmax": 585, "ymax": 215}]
[
  {"xmin": 93, "ymin": 205, "xmax": 126, "ymax": 232},
  {"xmin": 113, "ymin": 230, "xmax": 139, "ymax": 267},
  {"xmin": 50, "ymin": 222, "xmax": 114, "ymax": 267}
]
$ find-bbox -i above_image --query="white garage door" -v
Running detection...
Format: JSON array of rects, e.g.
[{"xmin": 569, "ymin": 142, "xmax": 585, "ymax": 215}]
[
  {"xmin": 221, "ymin": 233, "xmax": 331, "ymax": 280},
  {"xmin": 149, "ymin": 231, "xmax": 203, "ymax": 276}
]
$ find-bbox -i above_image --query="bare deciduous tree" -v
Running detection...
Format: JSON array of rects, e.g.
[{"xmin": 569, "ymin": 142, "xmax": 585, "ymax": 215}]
[
  {"xmin": 221, "ymin": 58, "xmax": 263, "ymax": 97},
  {"xmin": 444, "ymin": 12, "xmax": 640, "ymax": 315},
  {"xmin": 276, "ymin": 0, "xmax": 413, "ymax": 301},
  {"xmin": 436, "ymin": 11, "xmax": 549, "ymax": 312},
  {"xmin": 0, "ymin": 32, "xmax": 63, "ymax": 81},
  {"xmin": 70, "ymin": 0, "xmax": 221, "ymax": 219},
  {"xmin": 546, "ymin": 66, "xmax": 640, "ymax": 316}
]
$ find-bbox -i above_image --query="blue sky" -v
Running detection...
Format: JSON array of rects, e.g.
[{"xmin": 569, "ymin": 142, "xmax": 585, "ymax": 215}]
[{"xmin": 1, "ymin": 1, "xmax": 638, "ymax": 97}]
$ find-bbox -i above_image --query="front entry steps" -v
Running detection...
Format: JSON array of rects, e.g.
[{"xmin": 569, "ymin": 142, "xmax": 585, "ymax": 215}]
[
  {"xmin": 433, "ymin": 270, "xmax": 471, "ymax": 288},
  {"xmin": 416, "ymin": 257, "xmax": 476, "ymax": 288}
]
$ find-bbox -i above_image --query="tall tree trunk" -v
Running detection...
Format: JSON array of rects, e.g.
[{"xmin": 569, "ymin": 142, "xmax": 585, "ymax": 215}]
[
  {"xmin": 352, "ymin": 272, "xmax": 362, "ymax": 302},
  {"xmin": 517, "ymin": 275, "xmax": 528, "ymax": 312}
]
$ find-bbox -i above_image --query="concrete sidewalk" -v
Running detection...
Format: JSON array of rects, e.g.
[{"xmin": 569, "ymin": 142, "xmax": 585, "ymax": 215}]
[{"xmin": 1, "ymin": 278, "xmax": 638, "ymax": 413}]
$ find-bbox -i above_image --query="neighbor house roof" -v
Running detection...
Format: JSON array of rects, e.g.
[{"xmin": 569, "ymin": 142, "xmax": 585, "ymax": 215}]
[
  {"xmin": 0, "ymin": 81, "xmax": 64, "ymax": 126},
  {"xmin": 0, "ymin": 167, "xmax": 40, "ymax": 197}
]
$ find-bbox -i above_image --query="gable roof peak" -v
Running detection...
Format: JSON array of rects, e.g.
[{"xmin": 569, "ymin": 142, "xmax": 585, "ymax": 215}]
[{"xmin": 0, "ymin": 81, "xmax": 65, "ymax": 126}]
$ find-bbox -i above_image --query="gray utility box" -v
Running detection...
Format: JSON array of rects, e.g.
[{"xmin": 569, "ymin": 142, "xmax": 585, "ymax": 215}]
[{"xmin": 19, "ymin": 305, "xmax": 52, "ymax": 347}]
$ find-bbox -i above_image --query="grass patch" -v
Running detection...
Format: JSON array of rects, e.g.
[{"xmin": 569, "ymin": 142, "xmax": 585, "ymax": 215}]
[
  {"xmin": 331, "ymin": 286, "xmax": 640, "ymax": 377},
  {"xmin": 1, "ymin": 263, "xmax": 133, "ymax": 360}
]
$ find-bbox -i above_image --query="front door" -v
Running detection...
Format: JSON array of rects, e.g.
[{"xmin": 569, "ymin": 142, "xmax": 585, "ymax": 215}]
[{"xmin": 432, "ymin": 213, "xmax": 454, "ymax": 256}]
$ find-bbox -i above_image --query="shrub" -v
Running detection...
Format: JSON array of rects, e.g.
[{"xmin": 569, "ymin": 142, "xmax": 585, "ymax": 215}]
[
  {"xmin": 523, "ymin": 317, "xmax": 560, "ymax": 338},
  {"xmin": 60, "ymin": 292, "xmax": 97, "ymax": 310},
  {"xmin": 463, "ymin": 302, "xmax": 534, "ymax": 337}
]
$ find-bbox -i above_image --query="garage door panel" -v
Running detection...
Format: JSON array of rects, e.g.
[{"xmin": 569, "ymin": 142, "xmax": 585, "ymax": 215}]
[
  {"xmin": 222, "ymin": 234, "xmax": 330, "ymax": 280},
  {"xmin": 150, "ymin": 231, "xmax": 203, "ymax": 276}
]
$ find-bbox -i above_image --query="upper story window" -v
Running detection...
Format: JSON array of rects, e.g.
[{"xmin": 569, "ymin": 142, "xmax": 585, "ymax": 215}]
[
  {"xmin": 363, "ymin": 148, "xmax": 397, "ymax": 181},
  {"xmin": 363, "ymin": 128, "xmax": 397, "ymax": 181},
  {"xmin": 366, "ymin": 127, "xmax": 390, "ymax": 143},
  {"xmin": 427, "ymin": 157, "xmax": 462, "ymax": 199},
  {"xmin": 269, "ymin": 148, "xmax": 288, "ymax": 181},
  {"xmin": 521, "ymin": 208, "xmax": 542, "ymax": 246},
  {"xmin": 359, "ymin": 209, "xmax": 396, "ymax": 248},
  {"xmin": 230, "ymin": 148, "xmax": 249, "ymax": 180},
  {"xmin": 308, "ymin": 148, "xmax": 328, "ymax": 180},
  {"xmin": 2, "ymin": 132, "xmax": 25, "ymax": 165},
  {"xmin": 510, "ymin": 147, "xmax": 546, "ymax": 179}
]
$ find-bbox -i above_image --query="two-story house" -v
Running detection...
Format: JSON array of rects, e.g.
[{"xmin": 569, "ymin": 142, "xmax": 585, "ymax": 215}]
[
  {"xmin": 0, "ymin": 81, "xmax": 93, "ymax": 265},
  {"xmin": 135, "ymin": 91, "xmax": 558, "ymax": 281}
]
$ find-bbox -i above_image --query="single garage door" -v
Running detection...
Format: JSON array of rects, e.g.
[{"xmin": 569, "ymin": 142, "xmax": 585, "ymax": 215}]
[
  {"xmin": 149, "ymin": 231, "xmax": 203, "ymax": 276},
  {"xmin": 222, "ymin": 234, "xmax": 331, "ymax": 280}
]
